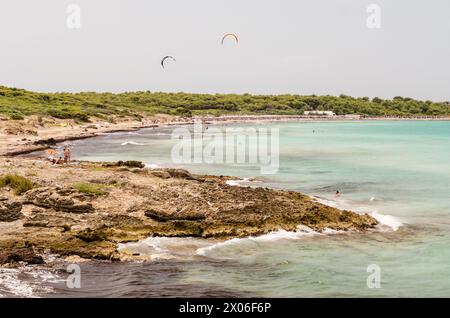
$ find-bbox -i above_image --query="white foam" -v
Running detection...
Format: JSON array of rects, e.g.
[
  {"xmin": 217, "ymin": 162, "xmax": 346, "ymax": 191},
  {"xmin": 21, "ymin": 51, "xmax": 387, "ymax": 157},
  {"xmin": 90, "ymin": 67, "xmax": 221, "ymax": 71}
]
[
  {"xmin": 313, "ymin": 196, "xmax": 402, "ymax": 232},
  {"xmin": 119, "ymin": 227, "xmax": 325, "ymax": 261},
  {"xmin": 145, "ymin": 164, "xmax": 161, "ymax": 169},
  {"xmin": 121, "ymin": 141, "xmax": 145, "ymax": 146},
  {"xmin": 118, "ymin": 237, "xmax": 211, "ymax": 261},
  {"xmin": 0, "ymin": 269, "xmax": 34, "ymax": 298},
  {"xmin": 0, "ymin": 267, "xmax": 59, "ymax": 298},
  {"xmin": 370, "ymin": 211, "xmax": 402, "ymax": 231},
  {"xmin": 225, "ymin": 178, "xmax": 257, "ymax": 186},
  {"xmin": 225, "ymin": 180, "xmax": 240, "ymax": 186},
  {"xmin": 196, "ymin": 226, "xmax": 319, "ymax": 257}
]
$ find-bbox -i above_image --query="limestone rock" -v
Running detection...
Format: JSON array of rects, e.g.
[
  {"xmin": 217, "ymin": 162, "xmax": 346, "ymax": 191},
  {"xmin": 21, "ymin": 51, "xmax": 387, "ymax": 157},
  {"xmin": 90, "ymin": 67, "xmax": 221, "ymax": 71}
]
[
  {"xmin": 145, "ymin": 208, "xmax": 206, "ymax": 222},
  {"xmin": 0, "ymin": 248, "xmax": 44, "ymax": 265},
  {"xmin": 23, "ymin": 187, "xmax": 94, "ymax": 213},
  {"xmin": 0, "ymin": 200, "xmax": 23, "ymax": 222}
]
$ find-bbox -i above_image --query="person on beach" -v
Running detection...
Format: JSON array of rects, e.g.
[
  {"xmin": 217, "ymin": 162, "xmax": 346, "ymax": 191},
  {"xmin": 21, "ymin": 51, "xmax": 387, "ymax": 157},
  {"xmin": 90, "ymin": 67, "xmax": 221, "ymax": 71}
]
[
  {"xmin": 63, "ymin": 147, "xmax": 72, "ymax": 163},
  {"xmin": 46, "ymin": 149, "xmax": 59, "ymax": 164},
  {"xmin": 50, "ymin": 156, "xmax": 63, "ymax": 164}
]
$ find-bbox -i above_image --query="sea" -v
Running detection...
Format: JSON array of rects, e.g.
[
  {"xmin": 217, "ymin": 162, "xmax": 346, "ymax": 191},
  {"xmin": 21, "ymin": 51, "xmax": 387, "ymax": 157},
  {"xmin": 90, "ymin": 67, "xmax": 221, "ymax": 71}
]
[{"xmin": 2, "ymin": 120, "xmax": 450, "ymax": 297}]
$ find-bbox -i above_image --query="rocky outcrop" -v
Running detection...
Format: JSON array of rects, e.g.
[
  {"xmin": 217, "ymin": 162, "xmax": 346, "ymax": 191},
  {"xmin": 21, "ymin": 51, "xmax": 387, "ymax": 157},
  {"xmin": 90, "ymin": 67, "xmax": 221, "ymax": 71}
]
[
  {"xmin": 104, "ymin": 160, "xmax": 146, "ymax": 169},
  {"xmin": 0, "ymin": 158, "xmax": 379, "ymax": 263},
  {"xmin": 0, "ymin": 248, "xmax": 44, "ymax": 265},
  {"xmin": 23, "ymin": 187, "xmax": 94, "ymax": 213},
  {"xmin": 145, "ymin": 208, "xmax": 206, "ymax": 222},
  {"xmin": 150, "ymin": 168, "xmax": 195, "ymax": 180},
  {"xmin": 0, "ymin": 199, "xmax": 23, "ymax": 222},
  {"xmin": 165, "ymin": 169, "xmax": 195, "ymax": 180}
]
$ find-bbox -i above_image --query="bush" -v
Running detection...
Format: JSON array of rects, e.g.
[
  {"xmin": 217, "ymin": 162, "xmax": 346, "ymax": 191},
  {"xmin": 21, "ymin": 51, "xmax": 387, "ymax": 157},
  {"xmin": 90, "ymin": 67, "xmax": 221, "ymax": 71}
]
[
  {"xmin": 9, "ymin": 112, "xmax": 24, "ymax": 120},
  {"xmin": 74, "ymin": 113, "xmax": 90, "ymax": 122},
  {"xmin": 1, "ymin": 85, "xmax": 450, "ymax": 119},
  {"xmin": 0, "ymin": 174, "xmax": 34, "ymax": 195},
  {"xmin": 172, "ymin": 107, "xmax": 192, "ymax": 117},
  {"xmin": 73, "ymin": 182, "xmax": 106, "ymax": 196}
]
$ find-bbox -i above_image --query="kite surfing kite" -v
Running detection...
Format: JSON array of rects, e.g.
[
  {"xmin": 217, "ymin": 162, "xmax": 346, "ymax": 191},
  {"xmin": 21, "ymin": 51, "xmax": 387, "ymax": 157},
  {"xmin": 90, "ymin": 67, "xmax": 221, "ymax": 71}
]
[
  {"xmin": 161, "ymin": 55, "xmax": 176, "ymax": 69},
  {"xmin": 221, "ymin": 33, "xmax": 239, "ymax": 45}
]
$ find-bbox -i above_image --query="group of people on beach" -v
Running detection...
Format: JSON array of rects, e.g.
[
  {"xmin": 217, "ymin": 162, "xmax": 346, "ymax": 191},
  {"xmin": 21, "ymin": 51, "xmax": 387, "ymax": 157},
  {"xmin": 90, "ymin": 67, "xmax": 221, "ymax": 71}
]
[{"xmin": 47, "ymin": 147, "xmax": 71, "ymax": 165}]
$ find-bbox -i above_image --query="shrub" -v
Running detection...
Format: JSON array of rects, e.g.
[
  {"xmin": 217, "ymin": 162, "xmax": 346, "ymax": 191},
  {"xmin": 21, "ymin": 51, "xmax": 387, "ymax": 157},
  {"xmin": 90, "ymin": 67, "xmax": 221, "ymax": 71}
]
[
  {"xmin": 0, "ymin": 174, "xmax": 34, "ymax": 195},
  {"xmin": 73, "ymin": 182, "xmax": 106, "ymax": 196},
  {"xmin": 9, "ymin": 112, "xmax": 24, "ymax": 120},
  {"xmin": 172, "ymin": 107, "xmax": 192, "ymax": 117}
]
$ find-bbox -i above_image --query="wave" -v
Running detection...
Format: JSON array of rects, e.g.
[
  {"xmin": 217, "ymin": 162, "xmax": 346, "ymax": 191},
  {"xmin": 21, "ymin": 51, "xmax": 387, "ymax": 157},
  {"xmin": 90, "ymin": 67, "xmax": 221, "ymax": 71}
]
[
  {"xmin": 118, "ymin": 226, "xmax": 326, "ymax": 262},
  {"xmin": 145, "ymin": 163, "xmax": 161, "ymax": 169},
  {"xmin": 225, "ymin": 178, "xmax": 260, "ymax": 187},
  {"xmin": 0, "ymin": 267, "xmax": 60, "ymax": 298},
  {"xmin": 118, "ymin": 224, "xmax": 342, "ymax": 262},
  {"xmin": 121, "ymin": 141, "xmax": 145, "ymax": 146},
  {"xmin": 118, "ymin": 237, "xmax": 211, "ymax": 261},
  {"xmin": 370, "ymin": 211, "xmax": 402, "ymax": 231},
  {"xmin": 313, "ymin": 195, "xmax": 403, "ymax": 231},
  {"xmin": 154, "ymin": 132, "xmax": 171, "ymax": 136},
  {"xmin": 226, "ymin": 181, "xmax": 402, "ymax": 231},
  {"xmin": 196, "ymin": 228, "xmax": 319, "ymax": 257}
]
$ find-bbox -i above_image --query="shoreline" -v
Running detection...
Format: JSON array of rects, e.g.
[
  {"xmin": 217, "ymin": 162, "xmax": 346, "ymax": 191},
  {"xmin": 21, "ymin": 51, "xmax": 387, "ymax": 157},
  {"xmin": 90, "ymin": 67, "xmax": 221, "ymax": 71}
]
[
  {"xmin": 2, "ymin": 114, "xmax": 450, "ymax": 157},
  {"xmin": 0, "ymin": 114, "xmax": 412, "ymax": 267},
  {"xmin": 0, "ymin": 156, "xmax": 379, "ymax": 266}
]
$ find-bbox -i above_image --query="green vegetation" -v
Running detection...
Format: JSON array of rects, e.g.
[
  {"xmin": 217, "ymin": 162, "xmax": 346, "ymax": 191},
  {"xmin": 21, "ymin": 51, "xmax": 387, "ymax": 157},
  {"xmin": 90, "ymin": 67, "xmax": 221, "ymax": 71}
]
[
  {"xmin": 73, "ymin": 182, "xmax": 107, "ymax": 196},
  {"xmin": 0, "ymin": 85, "xmax": 449, "ymax": 120},
  {"xmin": 0, "ymin": 174, "xmax": 34, "ymax": 195}
]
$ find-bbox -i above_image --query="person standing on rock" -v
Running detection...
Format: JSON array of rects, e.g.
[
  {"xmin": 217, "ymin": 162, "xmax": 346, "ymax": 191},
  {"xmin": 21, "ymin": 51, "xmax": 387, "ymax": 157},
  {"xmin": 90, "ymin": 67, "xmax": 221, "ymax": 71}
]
[{"xmin": 63, "ymin": 147, "xmax": 72, "ymax": 163}]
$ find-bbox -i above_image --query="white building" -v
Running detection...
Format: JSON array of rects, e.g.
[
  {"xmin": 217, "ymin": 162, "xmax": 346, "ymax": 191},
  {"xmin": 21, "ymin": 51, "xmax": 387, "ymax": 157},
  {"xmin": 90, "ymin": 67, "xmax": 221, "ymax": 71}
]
[
  {"xmin": 304, "ymin": 110, "xmax": 336, "ymax": 116},
  {"xmin": 344, "ymin": 114, "xmax": 361, "ymax": 119}
]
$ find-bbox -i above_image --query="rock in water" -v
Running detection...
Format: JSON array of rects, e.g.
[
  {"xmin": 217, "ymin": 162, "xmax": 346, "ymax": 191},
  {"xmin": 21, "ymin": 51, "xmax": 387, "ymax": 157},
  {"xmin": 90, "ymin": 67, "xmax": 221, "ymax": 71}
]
[
  {"xmin": 0, "ymin": 248, "xmax": 44, "ymax": 265},
  {"xmin": 166, "ymin": 169, "xmax": 194, "ymax": 180}
]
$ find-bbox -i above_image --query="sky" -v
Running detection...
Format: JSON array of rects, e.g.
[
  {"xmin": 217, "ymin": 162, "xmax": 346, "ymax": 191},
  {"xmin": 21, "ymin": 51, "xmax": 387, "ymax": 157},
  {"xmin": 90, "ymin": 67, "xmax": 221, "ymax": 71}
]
[{"xmin": 0, "ymin": 0, "xmax": 449, "ymax": 101}]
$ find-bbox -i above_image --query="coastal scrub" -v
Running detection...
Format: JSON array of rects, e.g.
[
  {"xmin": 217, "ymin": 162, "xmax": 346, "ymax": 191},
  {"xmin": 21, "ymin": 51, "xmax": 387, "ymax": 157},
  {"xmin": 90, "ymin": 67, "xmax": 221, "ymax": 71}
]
[
  {"xmin": 0, "ymin": 174, "xmax": 34, "ymax": 195},
  {"xmin": 73, "ymin": 182, "xmax": 107, "ymax": 196}
]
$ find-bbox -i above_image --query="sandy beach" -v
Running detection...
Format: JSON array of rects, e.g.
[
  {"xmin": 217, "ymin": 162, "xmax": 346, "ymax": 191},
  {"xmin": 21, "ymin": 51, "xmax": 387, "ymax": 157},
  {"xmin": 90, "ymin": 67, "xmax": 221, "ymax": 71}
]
[{"xmin": 2, "ymin": 114, "xmax": 449, "ymax": 157}]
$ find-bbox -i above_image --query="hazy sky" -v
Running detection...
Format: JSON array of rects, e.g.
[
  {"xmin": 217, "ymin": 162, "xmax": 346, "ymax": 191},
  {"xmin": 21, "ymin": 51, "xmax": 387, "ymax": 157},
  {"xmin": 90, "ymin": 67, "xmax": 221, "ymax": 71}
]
[{"xmin": 0, "ymin": 0, "xmax": 449, "ymax": 100}]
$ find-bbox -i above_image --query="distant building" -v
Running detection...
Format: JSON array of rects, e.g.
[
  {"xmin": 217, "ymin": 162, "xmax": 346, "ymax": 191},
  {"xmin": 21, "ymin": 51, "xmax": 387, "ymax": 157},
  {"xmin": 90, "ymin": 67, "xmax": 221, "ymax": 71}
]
[
  {"xmin": 304, "ymin": 110, "xmax": 335, "ymax": 116},
  {"xmin": 344, "ymin": 114, "xmax": 361, "ymax": 119}
]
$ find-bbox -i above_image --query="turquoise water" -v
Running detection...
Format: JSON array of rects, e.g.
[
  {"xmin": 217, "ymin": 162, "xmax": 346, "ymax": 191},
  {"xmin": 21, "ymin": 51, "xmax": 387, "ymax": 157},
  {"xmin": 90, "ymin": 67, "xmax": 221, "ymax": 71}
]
[{"xmin": 66, "ymin": 121, "xmax": 450, "ymax": 297}]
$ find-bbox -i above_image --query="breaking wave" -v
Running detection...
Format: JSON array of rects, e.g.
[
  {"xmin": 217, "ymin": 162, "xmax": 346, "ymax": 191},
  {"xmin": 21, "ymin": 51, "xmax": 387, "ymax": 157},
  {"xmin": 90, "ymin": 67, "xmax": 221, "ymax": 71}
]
[
  {"xmin": 118, "ymin": 225, "xmax": 343, "ymax": 261},
  {"xmin": 0, "ymin": 266, "xmax": 62, "ymax": 298},
  {"xmin": 121, "ymin": 141, "xmax": 145, "ymax": 146},
  {"xmin": 313, "ymin": 195, "xmax": 403, "ymax": 231},
  {"xmin": 225, "ymin": 178, "xmax": 260, "ymax": 186}
]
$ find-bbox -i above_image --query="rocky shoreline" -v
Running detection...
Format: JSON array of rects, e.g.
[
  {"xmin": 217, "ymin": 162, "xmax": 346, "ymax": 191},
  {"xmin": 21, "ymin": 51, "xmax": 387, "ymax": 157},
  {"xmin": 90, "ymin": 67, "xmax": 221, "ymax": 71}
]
[
  {"xmin": 0, "ymin": 115, "xmax": 380, "ymax": 267},
  {"xmin": 0, "ymin": 157, "xmax": 379, "ymax": 266}
]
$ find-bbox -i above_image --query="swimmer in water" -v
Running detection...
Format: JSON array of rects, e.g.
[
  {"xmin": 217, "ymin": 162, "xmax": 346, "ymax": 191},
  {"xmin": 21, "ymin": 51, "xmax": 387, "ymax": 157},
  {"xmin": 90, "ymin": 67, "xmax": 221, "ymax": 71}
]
[{"xmin": 335, "ymin": 190, "xmax": 341, "ymax": 197}]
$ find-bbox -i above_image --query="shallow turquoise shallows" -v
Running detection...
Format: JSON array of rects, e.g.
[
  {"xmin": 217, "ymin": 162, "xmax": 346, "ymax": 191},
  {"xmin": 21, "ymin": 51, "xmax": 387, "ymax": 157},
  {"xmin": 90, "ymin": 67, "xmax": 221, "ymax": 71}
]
[{"xmin": 67, "ymin": 121, "xmax": 450, "ymax": 297}]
